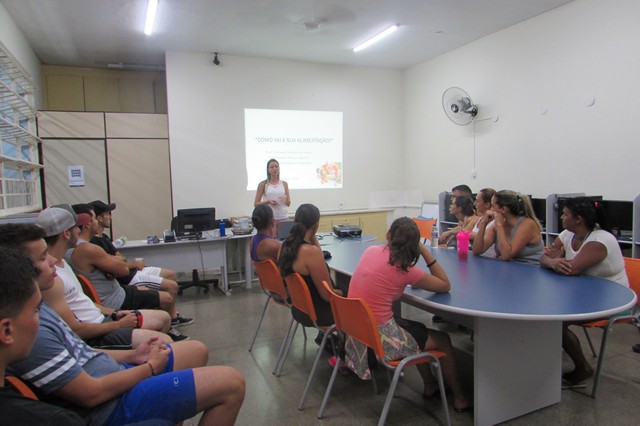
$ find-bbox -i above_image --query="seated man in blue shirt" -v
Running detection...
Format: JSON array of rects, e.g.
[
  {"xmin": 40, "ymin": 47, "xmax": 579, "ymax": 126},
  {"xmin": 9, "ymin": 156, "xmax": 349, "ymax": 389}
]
[
  {"xmin": 0, "ymin": 249, "xmax": 83, "ymax": 425},
  {"xmin": 0, "ymin": 224, "xmax": 245, "ymax": 425}
]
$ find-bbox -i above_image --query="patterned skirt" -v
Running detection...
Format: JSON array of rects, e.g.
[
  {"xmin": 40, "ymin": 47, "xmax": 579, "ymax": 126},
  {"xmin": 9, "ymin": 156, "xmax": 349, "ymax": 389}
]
[{"xmin": 344, "ymin": 317, "xmax": 422, "ymax": 380}]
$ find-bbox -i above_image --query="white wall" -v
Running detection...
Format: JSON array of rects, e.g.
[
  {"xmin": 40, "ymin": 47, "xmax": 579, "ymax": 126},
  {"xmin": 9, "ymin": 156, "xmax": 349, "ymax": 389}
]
[
  {"xmin": 166, "ymin": 52, "xmax": 405, "ymax": 218},
  {"xmin": 0, "ymin": 3, "xmax": 42, "ymax": 107},
  {"xmin": 404, "ymin": 0, "xmax": 640, "ymax": 201}
]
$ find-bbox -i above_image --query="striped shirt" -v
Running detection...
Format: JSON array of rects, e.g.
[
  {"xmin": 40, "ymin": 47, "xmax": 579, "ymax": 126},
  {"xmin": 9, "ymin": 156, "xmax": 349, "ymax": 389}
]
[{"xmin": 8, "ymin": 303, "xmax": 120, "ymax": 423}]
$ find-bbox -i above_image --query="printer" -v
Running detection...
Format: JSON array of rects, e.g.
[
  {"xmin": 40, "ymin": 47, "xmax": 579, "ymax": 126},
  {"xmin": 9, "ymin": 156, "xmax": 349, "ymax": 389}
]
[{"xmin": 333, "ymin": 224, "xmax": 362, "ymax": 238}]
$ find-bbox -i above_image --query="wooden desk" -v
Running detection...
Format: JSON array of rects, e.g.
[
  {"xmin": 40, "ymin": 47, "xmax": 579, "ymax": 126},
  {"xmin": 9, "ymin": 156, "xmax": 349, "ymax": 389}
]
[{"xmin": 326, "ymin": 243, "xmax": 637, "ymax": 426}]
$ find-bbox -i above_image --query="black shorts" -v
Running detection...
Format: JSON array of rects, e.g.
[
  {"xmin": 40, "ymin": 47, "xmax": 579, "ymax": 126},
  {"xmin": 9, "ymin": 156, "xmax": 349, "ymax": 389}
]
[
  {"xmin": 85, "ymin": 317, "xmax": 134, "ymax": 349},
  {"xmin": 120, "ymin": 286, "xmax": 160, "ymax": 310},
  {"xmin": 394, "ymin": 316, "xmax": 429, "ymax": 350}
]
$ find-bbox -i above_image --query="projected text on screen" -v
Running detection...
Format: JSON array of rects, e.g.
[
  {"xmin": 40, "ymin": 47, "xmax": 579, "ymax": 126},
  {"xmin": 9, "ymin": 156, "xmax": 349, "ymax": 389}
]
[{"xmin": 245, "ymin": 109, "xmax": 343, "ymax": 190}]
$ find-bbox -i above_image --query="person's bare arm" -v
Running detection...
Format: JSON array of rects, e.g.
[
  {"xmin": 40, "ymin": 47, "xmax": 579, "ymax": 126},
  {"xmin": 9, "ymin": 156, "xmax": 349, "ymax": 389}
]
[
  {"xmin": 463, "ymin": 215, "xmax": 480, "ymax": 232},
  {"xmin": 497, "ymin": 218, "xmax": 540, "ymax": 261},
  {"xmin": 472, "ymin": 214, "xmax": 495, "ymax": 255},
  {"xmin": 564, "ymin": 241, "xmax": 608, "ymax": 275},
  {"xmin": 303, "ymin": 245, "xmax": 341, "ymax": 299},
  {"xmin": 438, "ymin": 225, "xmax": 461, "ymax": 244},
  {"xmin": 412, "ymin": 245, "xmax": 451, "ymax": 293},
  {"xmin": 256, "ymin": 238, "xmax": 282, "ymax": 263},
  {"xmin": 281, "ymin": 181, "xmax": 291, "ymax": 207},
  {"xmin": 42, "ymin": 277, "xmax": 135, "ymax": 340},
  {"xmin": 54, "ymin": 339, "xmax": 169, "ymax": 407},
  {"xmin": 79, "ymin": 244, "xmax": 130, "ymax": 277},
  {"xmin": 540, "ymin": 238, "xmax": 567, "ymax": 272},
  {"xmin": 254, "ymin": 181, "xmax": 274, "ymax": 207}
]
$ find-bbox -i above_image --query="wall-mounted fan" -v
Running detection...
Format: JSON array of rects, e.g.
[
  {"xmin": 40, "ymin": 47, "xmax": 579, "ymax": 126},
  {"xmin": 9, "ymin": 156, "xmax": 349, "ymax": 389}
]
[{"xmin": 442, "ymin": 87, "xmax": 478, "ymax": 126}]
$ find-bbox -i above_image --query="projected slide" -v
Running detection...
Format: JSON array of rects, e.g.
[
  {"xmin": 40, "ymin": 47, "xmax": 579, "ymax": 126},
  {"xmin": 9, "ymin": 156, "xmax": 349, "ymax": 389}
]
[{"xmin": 245, "ymin": 109, "xmax": 343, "ymax": 190}]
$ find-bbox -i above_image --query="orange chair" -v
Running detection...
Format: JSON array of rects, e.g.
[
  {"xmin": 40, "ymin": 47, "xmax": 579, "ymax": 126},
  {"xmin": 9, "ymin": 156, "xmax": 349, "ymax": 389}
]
[
  {"xmin": 412, "ymin": 217, "xmax": 437, "ymax": 245},
  {"xmin": 76, "ymin": 274, "xmax": 102, "ymax": 305},
  {"xmin": 314, "ymin": 281, "xmax": 451, "ymax": 426},
  {"xmin": 5, "ymin": 376, "xmax": 38, "ymax": 400},
  {"xmin": 248, "ymin": 260, "xmax": 293, "ymax": 354},
  {"xmin": 274, "ymin": 273, "xmax": 336, "ymax": 378},
  {"xmin": 581, "ymin": 257, "xmax": 640, "ymax": 398}
]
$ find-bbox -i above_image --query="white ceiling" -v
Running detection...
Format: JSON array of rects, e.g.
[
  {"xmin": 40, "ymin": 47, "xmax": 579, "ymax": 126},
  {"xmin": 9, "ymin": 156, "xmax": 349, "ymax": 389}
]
[{"xmin": 1, "ymin": 0, "xmax": 572, "ymax": 70}]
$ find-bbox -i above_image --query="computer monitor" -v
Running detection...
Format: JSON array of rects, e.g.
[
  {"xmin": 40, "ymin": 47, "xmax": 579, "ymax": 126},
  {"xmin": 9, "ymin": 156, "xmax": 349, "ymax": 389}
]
[
  {"xmin": 176, "ymin": 207, "xmax": 216, "ymax": 236},
  {"xmin": 530, "ymin": 198, "xmax": 546, "ymax": 229},
  {"xmin": 601, "ymin": 200, "xmax": 633, "ymax": 235},
  {"xmin": 555, "ymin": 196, "xmax": 602, "ymax": 232}
]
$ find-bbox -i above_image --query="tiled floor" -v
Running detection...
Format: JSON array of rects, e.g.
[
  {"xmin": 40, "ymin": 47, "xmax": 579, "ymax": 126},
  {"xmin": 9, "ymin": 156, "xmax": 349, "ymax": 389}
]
[{"xmin": 176, "ymin": 282, "xmax": 640, "ymax": 425}]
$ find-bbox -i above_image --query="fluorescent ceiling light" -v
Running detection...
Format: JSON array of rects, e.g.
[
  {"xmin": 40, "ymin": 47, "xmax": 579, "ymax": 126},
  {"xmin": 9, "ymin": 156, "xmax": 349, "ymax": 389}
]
[
  {"xmin": 144, "ymin": 0, "xmax": 158, "ymax": 35},
  {"xmin": 353, "ymin": 25, "xmax": 398, "ymax": 53}
]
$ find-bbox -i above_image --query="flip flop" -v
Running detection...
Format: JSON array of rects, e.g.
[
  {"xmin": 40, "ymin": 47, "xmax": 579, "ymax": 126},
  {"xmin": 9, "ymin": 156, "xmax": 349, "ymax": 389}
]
[{"xmin": 562, "ymin": 379, "xmax": 588, "ymax": 389}]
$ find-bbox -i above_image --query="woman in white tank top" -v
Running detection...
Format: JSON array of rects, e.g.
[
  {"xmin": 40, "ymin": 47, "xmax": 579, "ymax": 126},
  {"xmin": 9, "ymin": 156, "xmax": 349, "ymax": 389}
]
[{"xmin": 254, "ymin": 158, "xmax": 291, "ymax": 221}]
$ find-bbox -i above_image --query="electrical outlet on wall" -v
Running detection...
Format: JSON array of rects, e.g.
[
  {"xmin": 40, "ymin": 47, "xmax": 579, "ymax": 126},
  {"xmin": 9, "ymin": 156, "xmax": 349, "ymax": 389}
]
[{"xmin": 339, "ymin": 201, "xmax": 344, "ymax": 209}]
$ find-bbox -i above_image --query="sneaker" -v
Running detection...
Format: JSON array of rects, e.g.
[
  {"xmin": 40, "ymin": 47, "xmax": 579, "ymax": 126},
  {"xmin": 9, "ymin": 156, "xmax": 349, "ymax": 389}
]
[
  {"xmin": 171, "ymin": 312, "xmax": 194, "ymax": 327},
  {"xmin": 633, "ymin": 343, "xmax": 640, "ymax": 354},
  {"xmin": 168, "ymin": 327, "xmax": 190, "ymax": 341}
]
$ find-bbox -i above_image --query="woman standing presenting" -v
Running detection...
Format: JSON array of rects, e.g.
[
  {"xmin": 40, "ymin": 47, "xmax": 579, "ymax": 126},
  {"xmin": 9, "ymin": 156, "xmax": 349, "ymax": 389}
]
[{"xmin": 254, "ymin": 159, "xmax": 291, "ymax": 221}]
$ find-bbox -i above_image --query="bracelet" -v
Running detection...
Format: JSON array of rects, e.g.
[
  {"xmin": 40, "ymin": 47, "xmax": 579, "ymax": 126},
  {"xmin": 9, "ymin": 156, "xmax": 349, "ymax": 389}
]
[
  {"xmin": 146, "ymin": 361, "xmax": 156, "ymax": 376},
  {"xmin": 427, "ymin": 259, "xmax": 437, "ymax": 268},
  {"xmin": 133, "ymin": 310, "xmax": 143, "ymax": 328}
]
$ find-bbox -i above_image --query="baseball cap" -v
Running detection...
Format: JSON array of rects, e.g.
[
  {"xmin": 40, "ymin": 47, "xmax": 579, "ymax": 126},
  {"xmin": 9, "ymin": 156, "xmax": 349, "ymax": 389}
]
[
  {"xmin": 36, "ymin": 206, "xmax": 92, "ymax": 237},
  {"xmin": 89, "ymin": 200, "xmax": 116, "ymax": 216}
]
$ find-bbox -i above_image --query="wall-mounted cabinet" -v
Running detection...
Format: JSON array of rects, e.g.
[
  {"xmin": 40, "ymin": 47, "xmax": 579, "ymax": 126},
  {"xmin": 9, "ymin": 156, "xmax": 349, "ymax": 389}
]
[
  {"xmin": 42, "ymin": 65, "xmax": 167, "ymax": 113},
  {"xmin": 37, "ymin": 111, "xmax": 171, "ymax": 240}
]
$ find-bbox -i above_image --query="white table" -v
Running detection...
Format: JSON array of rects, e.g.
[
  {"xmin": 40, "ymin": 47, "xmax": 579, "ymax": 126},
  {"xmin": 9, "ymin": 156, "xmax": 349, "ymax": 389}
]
[{"xmin": 119, "ymin": 232, "xmax": 253, "ymax": 295}]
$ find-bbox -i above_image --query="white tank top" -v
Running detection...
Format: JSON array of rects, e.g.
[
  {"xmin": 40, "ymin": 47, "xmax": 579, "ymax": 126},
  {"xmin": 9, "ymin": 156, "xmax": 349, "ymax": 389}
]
[
  {"xmin": 57, "ymin": 259, "xmax": 105, "ymax": 324},
  {"xmin": 263, "ymin": 180, "xmax": 288, "ymax": 220}
]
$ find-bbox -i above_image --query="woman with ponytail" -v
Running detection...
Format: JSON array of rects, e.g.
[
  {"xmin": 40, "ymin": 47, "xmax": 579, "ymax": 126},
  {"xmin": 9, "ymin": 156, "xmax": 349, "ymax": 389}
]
[
  {"xmin": 278, "ymin": 204, "xmax": 340, "ymax": 327},
  {"xmin": 472, "ymin": 190, "xmax": 544, "ymax": 264},
  {"xmin": 346, "ymin": 217, "xmax": 471, "ymax": 412}
]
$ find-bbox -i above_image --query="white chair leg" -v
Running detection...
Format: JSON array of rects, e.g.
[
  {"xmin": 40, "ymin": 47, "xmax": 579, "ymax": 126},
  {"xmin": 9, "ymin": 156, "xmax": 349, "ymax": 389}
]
[
  {"xmin": 591, "ymin": 324, "xmax": 614, "ymax": 398},
  {"xmin": 299, "ymin": 326, "xmax": 335, "ymax": 410},
  {"xmin": 275, "ymin": 321, "xmax": 299, "ymax": 377},
  {"xmin": 272, "ymin": 317, "xmax": 295, "ymax": 375},
  {"xmin": 248, "ymin": 296, "xmax": 271, "ymax": 351},
  {"xmin": 582, "ymin": 327, "xmax": 598, "ymax": 358},
  {"xmin": 318, "ymin": 355, "xmax": 342, "ymax": 419},
  {"xmin": 432, "ymin": 361, "xmax": 451, "ymax": 426}
]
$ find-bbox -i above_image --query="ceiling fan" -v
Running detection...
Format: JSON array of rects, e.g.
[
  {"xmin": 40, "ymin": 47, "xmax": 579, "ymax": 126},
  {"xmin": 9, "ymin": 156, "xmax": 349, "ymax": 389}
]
[{"xmin": 294, "ymin": 0, "xmax": 356, "ymax": 31}]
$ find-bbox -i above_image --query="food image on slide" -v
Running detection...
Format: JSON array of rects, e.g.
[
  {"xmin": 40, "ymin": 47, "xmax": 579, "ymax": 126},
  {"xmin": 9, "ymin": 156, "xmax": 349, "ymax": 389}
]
[{"xmin": 245, "ymin": 108, "xmax": 343, "ymax": 190}]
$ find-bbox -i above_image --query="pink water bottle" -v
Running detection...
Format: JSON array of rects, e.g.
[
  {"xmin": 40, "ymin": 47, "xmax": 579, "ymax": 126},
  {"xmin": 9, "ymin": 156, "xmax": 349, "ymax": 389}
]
[{"xmin": 456, "ymin": 231, "xmax": 470, "ymax": 260}]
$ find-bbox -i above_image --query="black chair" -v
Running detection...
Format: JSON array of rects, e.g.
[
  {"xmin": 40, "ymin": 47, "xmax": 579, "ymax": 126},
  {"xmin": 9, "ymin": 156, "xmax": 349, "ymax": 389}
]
[{"xmin": 170, "ymin": 216, "xmax": 219, "ymax": 295}]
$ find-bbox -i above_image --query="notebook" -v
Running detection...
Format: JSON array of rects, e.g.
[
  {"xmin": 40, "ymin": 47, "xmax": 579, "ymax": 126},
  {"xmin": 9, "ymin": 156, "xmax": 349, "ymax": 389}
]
[{"xmin": 277, "ymin": 220, "xmax": 294, "ymax": 240}]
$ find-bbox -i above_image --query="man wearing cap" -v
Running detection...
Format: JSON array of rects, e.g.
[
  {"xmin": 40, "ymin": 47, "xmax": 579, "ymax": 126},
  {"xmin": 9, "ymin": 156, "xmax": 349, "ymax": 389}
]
[
  {"xmin": 67, "ymin": 204, "xmax": 193, "ymax": 327},
  {"xmin": 0, "ymin": 223, "xmax": 246, "ymax": 425},
  {"xmin": 34, "ymin": 206, "xmax": 186, "ymax": 345},
  {"xmin": 89, "ymin": 200, "xmax": 180, "ymax": 300}
]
